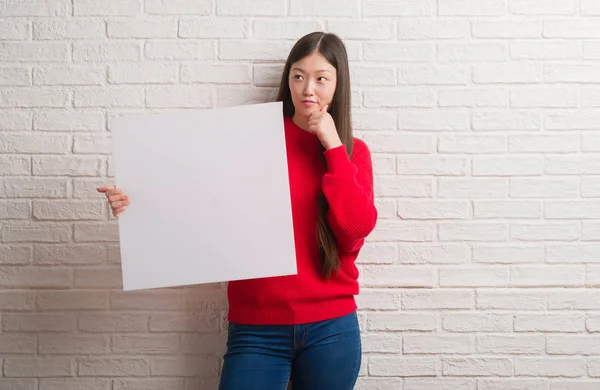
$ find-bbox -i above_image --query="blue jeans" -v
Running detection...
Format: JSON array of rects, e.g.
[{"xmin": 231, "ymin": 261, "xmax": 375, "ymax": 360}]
[{"xmin": 218, "ymin": 311, "xmax": 361, "ymax": 390}]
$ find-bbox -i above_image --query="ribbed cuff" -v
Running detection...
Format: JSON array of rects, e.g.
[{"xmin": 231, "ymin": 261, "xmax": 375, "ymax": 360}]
[{"xmin": 323, "ymin": 144, "xmax": 353, "ymax": 174}]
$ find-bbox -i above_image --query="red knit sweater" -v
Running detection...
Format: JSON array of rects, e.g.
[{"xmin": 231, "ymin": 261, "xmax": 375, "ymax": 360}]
[{"xmin": 227, "ymin": 116, "xmax": 377, "ymax": 325}]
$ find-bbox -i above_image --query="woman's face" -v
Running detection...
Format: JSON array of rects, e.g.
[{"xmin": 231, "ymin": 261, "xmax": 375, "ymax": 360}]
[{"xmin": 288, "ymin": 51, "xmax": 337, "ymax": 118}]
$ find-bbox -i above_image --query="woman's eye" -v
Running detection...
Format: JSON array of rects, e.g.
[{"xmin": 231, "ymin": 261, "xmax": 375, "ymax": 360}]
[
  {"xmin": 293, "ymin": 75, "xmax": 303, "ymax": 80},
  {"xmin": 318, "ymin": 77, "xmax": 327, "ymax": 82}
]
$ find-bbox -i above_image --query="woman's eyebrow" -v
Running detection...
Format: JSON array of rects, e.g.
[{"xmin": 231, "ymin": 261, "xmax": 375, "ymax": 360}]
[{"xmin": 291, "ymin": 67, "xmax": 333, "ymax": 74}]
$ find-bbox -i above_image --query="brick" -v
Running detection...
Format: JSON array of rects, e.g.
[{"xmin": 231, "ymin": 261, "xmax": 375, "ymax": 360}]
[
  {"xmin": 179, "ymin": 19, "xmax": 248, "ymax": 39},
  {"xmin": 37, "ymin": 291, "xmax": 108, "ymax": 310},
  {"xmin": 0, "ymin": 110, "xmax": 32, "ymax": 130},
  {"xmin": 74, "ymin": 42, "xmax": 141, "ymax": 62},
  {"xmin": 405, "ymin": 379, "xmax": 475, "ymax": 390},
  {"xmin": 510, "ymin": 134, "xmax": 579, "ymax": 153},
  {"xmin": 438, "ymin": 135, "xmax": 508, "ymax": 154},
  {"xmin": 397, "ymin": 200, "xmax": 469, "ymax": 219},
  {"xmin": 0, "ymin": 133, "xmax": 69, "ymax": 154},
  {"xmin": 584, "ymin": 42, "xmax": 600, "ymax": 60},
  {"xmin": 252, "ymin": 64, "xmax": 285, "ymax": 87},
  {"xmin": 546, "ymin": 201, "xmax": 600, "ymax": 219},
  {"xmin": 439, "ymin": 223, "xmax": 508, "ymax": 242},
  {"xmin": 0, "ymin": 0, "xmax": 67, "ymax": 16},
  {"xmin": 473, "ymin": 155, "xmax": 543, "ymax": 176},
  {"xmin": 477, "ymin": 289, "xmax": 547, "ymax": 310},
  {"xmin": 582, "ymin": 0, "xmax": 600, "ymax": 14},
  {"xmin": 79, "ymin": 313, "xmax": 148, "ymax": 333},
  {"xmin": 4, "ymin": 313, "xmax": 75, "ymax": 332},
  {"xmin": 511, "ymin": 223, "xmax": 580, "ymax": 241},
  {"xmin": 551, "ymin": 381, "xmax": 600, "ymax": 390},
  {"xmin": 0, "ymin": 88, "xmax": 70, "ymax": 108},
  {"xmin": 107, "ymin": 20, "xmax": 176, "ymax": 38},
  {"xmin": 74, "ymin": 223, "xmax": 119, "ymax": 242},
  {"xmin": 180, "ymin": 333, "xmax": 227, "ymax": 355},
  {"xmin": 583, "ymin": 89, "xmax": 600, "ymax": 107},
  {"xmin": 439, "ymin": 0, "xmax": 506, "ymax": 15},
  {"xmin": 362, "ymin": 332, "xmax": 402, "ymax": 353},
  {"xmin": 473, "ymin": 245, "xmax": 544, "ymax": 264},
  {"xmin": 0, "ymin": 266, "xmax": 71, "ymax": 288},
  {"xmin": 0, "ymin": 156, "xmax": 30, "ymax": 175},
  {"xmin": 34, "ymin": 19, "xmax": 105, "ymax": 39},
  {"xmin": 74, "ymin": 134, "xmax": 112, "ymax": 154},
  {"xmin": 0, "ymin": 21, "xmax": 30, "ymax": 40},
  {"xmin": 4, "ymin": 357, "xmax": 73, "ymax": 377},
  {"xmin": 290, "ymin": 0, "xmax": 358, "ymax": 16},
  {"xmin": 112, "ymin": 334, "xmax": 180, "ymax": 354},
  {"xmin": 74, "ymin": 178, "xmax": 114, "ymax": 198},
  {"xmin": 75, "ymin": 267, "xmax": 122, "ymax": 289},
  {"xmin": 439, "ymin": 88, "xmax": 508, "ymax": 107},
  {"xmin": 368, "ymin": 312, "xmax": 437, "ymax": 331},
  {"xmin": 544, "ymin": 20, "xmax": 600, "ymax": 38},
  {"xmin": 398, "ymin": 109, "xmax": 469, "ymax": 130},
  {"xmin": 398, "ymin": 64, "xmax": 470, "ymax": 85},
  {"xmin": 443, "ymin": 313, "xmax": 513, "ymax": 332},
  {"xmin": 547, "ymin": 244, "xmax": 600, "ymax": 264},
  {"xmin": 512, "ymin": 266, "xmax": 584, "ymax": 287},
  {"xmin": 364, "ymin": 42, "xmax": 433, "ymax": 62},
  {"xmin": 438, "ymin": 178, "xmax": 508, "ymax": 198},
  {"xmin": 398, "ymin": 19, "xmax": 469, "ymax": 39},
  {"xmin": 217, "ymin": 86, "xmax": 276, "ymax": 107},
  {"xmin": 351, "ymin": 66, "xmax": 396, "ymax": 86},
  {"xmin": 145, "ymin": 0, "xmax": 210, "ymax": 14},
  {"xmin": 511, "ymin": 0, "xmax": 577, "ymax": 14},
  {"xmin": 146, "ymin": 86, "xmax": 212, "ymax": 108},
  {"xmin": 550, "ymin": 290, "xmax": 600, "ymax": 310},
  {"xmin": 34, "ymin": 109, "xmax": 105, "ymax": 131},
  {"xmin": 359, "ymin": 265, "xmax": 435, "ymax": 287},
  {"xmin": 398, "ymin": 244, "xmax": 470, "ymax": 264},
  {"xmin": 374, "ymin": 199, "xmax": 396, "ymax": 219},
  {"xmin": 438, "ymin": 42, "xmax": 506, "ymax": 61},
  {"xmin": 368, "ymin": 222, "xmax": 435, "ymax": 242},
  {"xmin": 478, "ymin": 335, "xmax": 545, "ymax": 354},
  {"xmin": 33, "ymin": 156, "xmax": 102, "ymax": 176},
  {"xmin": 149, "ymin": 313, "xmax": 219, "ymax": 332},
  {"xmin": 181, "ymin": 64, "xmax": 250, "ymax": 85},
  {"xmin": 3, "ymin": 178, "xmax": 68, "ymax": 198},
  {"xmin": 2, "ymin": 223, "xmax": 71, "ymax": 243},
  {"xmin": 74, "ymin": 0, "xmax": 140, "ymax": 16},
  {"xmin": 547, "ymin": 64, "xmax": 600, "ymax": 83},
  {"xmin": 0, "ymin": 245, "xmax": 32, "ymax": 265},
  {"xmin": 78, "ymin": 358, "xmax": 149, "ymax": 377},
  {"xmin": 0, "ymin": 42, "xmax": 69, "ymax": 62},
  {"xmin": 364, "ymin": 0, "xmax": 434, "ymax": 16},
  {"xmin": 34, "ymin": 65, "xmax": 105, "ymax": 86},
  {"xmin": 0, "ymin": 335, "xmax": 36, "ymax": 353},
  {"xmin": 474, "ymin": 201, "xmax": 542, "ymax": 219},
  {"xmin": 109, "ymin": 63, "xmax": 177, "ymax": 84},
  {"xmin": 403, "ymin": 290, "xmax": 473, "ymax": 310},
  {"xmin": 587, "ymin": 265, "xmax": 600, "ymax": 286},
  {"xmin": 0, "ymin": 379, "xmax": 37, "ymax": 390},
  {"xmin": 114, "ymin": 379, "xmax": 184, "ymax": 390},
  {"xmin": 328, "ymin": 20, "xmax": 393, "ymax": 40},
  {"xmin": 515, "ymin": 313, "xmax": 585, "ymax": 332},
  {"xmin": 369, "ymin": 356, "xmax": 437, "ymax": 376},
  {"xmin": 356, "ymin": 244, "xmax": 397, "ymax": 264},
  {"xmin": 473, "ymin": 109, "xmax": 540, "ymax": 131},
  {"xmin": 545, "ymin": 156, "xmax": 600, "ymax": 175},
  {"xmin": 74, "ymin": 87, "xmax": 145, "ymax": 108},
  {"xmin": 252, "ymin": 20, "xmax": 320, "ymax": 40},
  {"xmin": 515, "ymin": 357, "xmax": 585, "ymax": 377},
  {"xmin": 510, "ymin": 178, "xmax": 579, "ymax": 198},
  {"xmin": 217, "ymin": 0, "xmax": 284, "ymax": 15},
  {"xmin": 588, "ymin": 314, "xmax": 600, "ymax": 332},
  {"xmin": 405, "ymin": 334, "xmax": 474, "ymax": 354},
  {"xmin": 219, "ymin": 41, "xmax": 290, "ymax": 60},
  {"xmin": 40, "ymin": 378, "xmax": 110, "ymax": 390},
  {"xmin": 440, "ymin": 267, "xmax": 509, "ymax": 287},
  {"xmin": 39, "ymin": 334, "xmax": 108, "ymax": 354},
  {"xmin": 362, "ymin": 133, "xmax": 434, "ymax": 153},
  {"xmin": 0, "ymin": 201, "xmax": 30, "ymax": 220},
  {"xmin": 352, "ymin": 109, "xmax": 397, "ymax": 131},
  {"xmin": 150, "ymin": 356, "xmax": 218, "ymax": 377},
  {"xmin": 356, "ymin": 289, "xmax": 400, "ymax": 310},
  {"xmin": 480, "ymin": 379, "xmax": 547, "ymax": 390},
  {"xmin": 397, "ymin": 156, "xmax": 466, "ymax": 176},
  {"xmin": 110, "ymin": 290, "xmax": 185, "ymax": 311},
  {"xmin": 0, "ymin": 291, "xmax": 34, "ymax": 310},
  {"xmin": 511, "ymin": 40, "xmax": 581, "ymax": 60},
  {"xmin": 473, "ymin": 63, "xmax": 541, "ymax": 84},
  {"xmin": 473, "ymin": 20, "xmax": 541, "ymax": 38},
  {"xmin": 443, "ymin": 357, "xmax": 512, "ymax": 376},
  {"xmin": 145, "ymin": 40, "xmax": 215, "ymax": 60},
  {"xmin": 365, "ymin": 88, "xmax": 435, "ymax": 108}
]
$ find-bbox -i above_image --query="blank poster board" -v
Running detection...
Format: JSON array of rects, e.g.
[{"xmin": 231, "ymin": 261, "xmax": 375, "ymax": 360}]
[{"xmin": 111, "ymin": 102, "xmax": 297, "ymax": 291}]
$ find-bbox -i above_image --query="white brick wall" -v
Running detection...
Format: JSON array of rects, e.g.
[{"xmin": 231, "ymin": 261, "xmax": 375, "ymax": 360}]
[{"xmin": 1, "ymin": 0, "xmax": 599, "ymax": 388}]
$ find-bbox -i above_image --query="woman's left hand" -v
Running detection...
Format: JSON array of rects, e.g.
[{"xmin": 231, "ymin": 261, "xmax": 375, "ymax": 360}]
[{"xmin": 308, "ymin": 105, "xmax": 343, "ymax": 150}]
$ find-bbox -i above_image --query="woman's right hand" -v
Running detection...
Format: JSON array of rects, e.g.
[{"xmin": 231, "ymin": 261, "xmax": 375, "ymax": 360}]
[{"xmin": 97, "ymin": 185, "xmax": 129, "ymax": 217}]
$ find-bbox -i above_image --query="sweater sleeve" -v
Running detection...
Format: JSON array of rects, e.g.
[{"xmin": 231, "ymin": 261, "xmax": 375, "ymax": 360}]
[{"xmin": 322, "ymin": 138, "xmax": 378, "ymax": 253}]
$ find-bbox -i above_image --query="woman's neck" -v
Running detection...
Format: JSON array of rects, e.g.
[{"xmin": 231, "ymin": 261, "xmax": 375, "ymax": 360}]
[{"xmin": 292, "ymin": 113, "xmax": 309, "ymax": 131}]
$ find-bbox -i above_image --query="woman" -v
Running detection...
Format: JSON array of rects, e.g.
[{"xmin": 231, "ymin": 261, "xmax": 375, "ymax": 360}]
[{"xmin": 98, "ymin": 32, "xmax": 377, "ymax": 390}]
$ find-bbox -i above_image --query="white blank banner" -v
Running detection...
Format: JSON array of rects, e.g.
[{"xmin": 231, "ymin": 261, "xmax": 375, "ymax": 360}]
[{"xmin": 112, "ymin": 102, "xmax": 297, "ymax": 291}]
